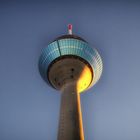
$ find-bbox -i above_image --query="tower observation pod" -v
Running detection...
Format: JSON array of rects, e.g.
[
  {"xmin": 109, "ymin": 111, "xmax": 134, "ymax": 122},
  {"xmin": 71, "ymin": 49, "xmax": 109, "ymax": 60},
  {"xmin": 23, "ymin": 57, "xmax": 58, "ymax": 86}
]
[{"xmin": 38, "ymin": 24, "xmax": 103, "ymax": 140}]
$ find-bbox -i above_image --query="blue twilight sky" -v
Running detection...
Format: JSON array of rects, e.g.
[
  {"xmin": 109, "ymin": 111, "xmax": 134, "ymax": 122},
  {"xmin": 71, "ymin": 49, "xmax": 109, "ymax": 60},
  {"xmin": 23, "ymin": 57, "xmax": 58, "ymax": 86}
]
[{"xmin": 0, "ymin": 0, "xmax": 140, "ymax": 140}]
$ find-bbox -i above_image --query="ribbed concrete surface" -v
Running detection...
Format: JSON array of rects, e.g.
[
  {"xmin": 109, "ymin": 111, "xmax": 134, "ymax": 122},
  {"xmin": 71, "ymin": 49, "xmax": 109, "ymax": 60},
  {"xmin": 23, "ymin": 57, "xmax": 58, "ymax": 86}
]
[{"xmin": 57, "ymin": 83, "xmax": 84, "ymax": 140}]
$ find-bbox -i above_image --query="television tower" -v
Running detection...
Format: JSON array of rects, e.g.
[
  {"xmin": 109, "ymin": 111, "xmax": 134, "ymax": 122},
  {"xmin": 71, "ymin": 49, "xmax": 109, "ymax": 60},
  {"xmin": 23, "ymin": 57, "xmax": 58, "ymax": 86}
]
[{"xmin": 38, "ymin": 24, "xmax": 103, "ymax": 140}]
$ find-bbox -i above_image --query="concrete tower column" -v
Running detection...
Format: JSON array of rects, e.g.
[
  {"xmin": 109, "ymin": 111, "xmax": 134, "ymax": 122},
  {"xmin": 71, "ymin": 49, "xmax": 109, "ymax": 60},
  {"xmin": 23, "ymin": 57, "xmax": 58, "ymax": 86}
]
[{"xmin": 58, "ymin": 82, "xmax": 84, "ymax": 140}]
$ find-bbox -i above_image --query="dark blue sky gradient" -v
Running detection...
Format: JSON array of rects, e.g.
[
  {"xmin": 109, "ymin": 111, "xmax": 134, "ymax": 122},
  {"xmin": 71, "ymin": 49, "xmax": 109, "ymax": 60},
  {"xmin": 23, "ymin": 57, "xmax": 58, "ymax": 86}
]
[{"xmin": 0, "ymin": 1, "xmax": 140, "ymax": 140}]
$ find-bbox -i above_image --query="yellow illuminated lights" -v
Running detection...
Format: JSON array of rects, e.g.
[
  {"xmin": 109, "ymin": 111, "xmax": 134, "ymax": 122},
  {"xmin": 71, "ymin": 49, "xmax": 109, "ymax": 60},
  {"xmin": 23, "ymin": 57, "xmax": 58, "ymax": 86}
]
[{"xmin": 77, "ymin": 65, "xmax": 93, "ymax": 93}]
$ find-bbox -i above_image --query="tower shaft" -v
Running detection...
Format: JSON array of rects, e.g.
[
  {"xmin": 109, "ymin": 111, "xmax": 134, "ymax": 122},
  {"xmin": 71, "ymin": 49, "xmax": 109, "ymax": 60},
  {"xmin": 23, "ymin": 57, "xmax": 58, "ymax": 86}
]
[{"xmin": 57, "ymin": 83, "xmax": 84, "ymax": 140}]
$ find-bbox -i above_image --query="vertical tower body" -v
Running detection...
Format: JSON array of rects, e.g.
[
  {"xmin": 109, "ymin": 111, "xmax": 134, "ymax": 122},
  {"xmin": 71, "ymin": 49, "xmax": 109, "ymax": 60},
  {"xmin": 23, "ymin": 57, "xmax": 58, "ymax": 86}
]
[
  {"xmin": 58, "ymin": 82, "xmax": 84, "ymax": 140},
  {"xmin": 39, "ymin": 26, "xmax": 103, "ymax": 140}
]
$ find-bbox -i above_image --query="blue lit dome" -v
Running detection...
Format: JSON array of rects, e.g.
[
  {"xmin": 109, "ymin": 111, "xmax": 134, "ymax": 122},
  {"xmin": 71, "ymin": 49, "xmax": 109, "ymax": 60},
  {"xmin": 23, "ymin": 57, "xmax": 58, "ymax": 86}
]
[{"xmin": 39, "ymin": 34, "xmax": 103, "ymax": 90}]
